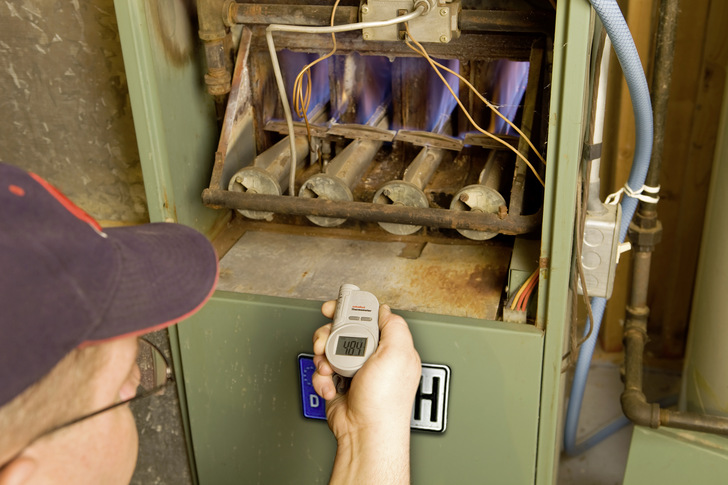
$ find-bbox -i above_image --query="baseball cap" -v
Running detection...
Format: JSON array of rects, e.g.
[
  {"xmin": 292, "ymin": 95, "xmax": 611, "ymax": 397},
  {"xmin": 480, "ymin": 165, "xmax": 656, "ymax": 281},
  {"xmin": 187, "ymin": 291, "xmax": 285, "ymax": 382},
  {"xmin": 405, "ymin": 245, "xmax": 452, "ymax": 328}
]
[{"xmin": 0, "ymin": 163, "xmax": 219, "ymax": 407}]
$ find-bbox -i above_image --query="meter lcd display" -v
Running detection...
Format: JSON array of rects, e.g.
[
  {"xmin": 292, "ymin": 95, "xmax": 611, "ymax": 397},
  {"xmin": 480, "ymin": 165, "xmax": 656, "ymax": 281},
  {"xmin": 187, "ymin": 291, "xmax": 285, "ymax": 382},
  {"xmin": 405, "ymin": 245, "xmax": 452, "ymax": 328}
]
[{"xmin": 335, "ymin": 336, "xmax": 367, "ymax": 356}]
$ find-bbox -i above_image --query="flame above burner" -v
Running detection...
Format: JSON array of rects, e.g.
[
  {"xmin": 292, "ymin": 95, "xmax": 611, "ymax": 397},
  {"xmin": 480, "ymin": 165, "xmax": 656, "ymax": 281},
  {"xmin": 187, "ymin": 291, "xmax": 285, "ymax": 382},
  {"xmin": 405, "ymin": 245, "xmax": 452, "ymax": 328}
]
[
  {"xmin": 490, "ymin": 60, "xmax": 529, "ymax": 135},
  {"xmin": 279, "ymin": 50, "xmax": 331, "ymax": 122},
  {"xmin": 426, "ymin": 58, "xmax": 460, "ymax": 134}
]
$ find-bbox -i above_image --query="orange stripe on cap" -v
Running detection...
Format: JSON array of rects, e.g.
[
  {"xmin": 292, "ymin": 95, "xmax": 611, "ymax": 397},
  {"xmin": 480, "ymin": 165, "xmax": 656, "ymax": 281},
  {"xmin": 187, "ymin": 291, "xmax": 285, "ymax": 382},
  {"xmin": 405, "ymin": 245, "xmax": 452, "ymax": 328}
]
[{"xmin": 29, "ymin": 172, "xmax": 104, "ymax": 232}]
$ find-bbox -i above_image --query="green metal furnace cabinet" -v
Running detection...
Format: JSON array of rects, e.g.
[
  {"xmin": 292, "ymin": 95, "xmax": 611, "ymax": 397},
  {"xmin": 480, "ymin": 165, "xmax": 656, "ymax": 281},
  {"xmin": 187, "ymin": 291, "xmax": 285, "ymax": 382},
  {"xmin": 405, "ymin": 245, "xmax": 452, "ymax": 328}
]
[
  {"xmin": 624, "ymin": 427, "xmax": 728, "ymax": 485},
  {"xmin": 115, "ymin": 0, "xmax": 593, "ymax": 483}
]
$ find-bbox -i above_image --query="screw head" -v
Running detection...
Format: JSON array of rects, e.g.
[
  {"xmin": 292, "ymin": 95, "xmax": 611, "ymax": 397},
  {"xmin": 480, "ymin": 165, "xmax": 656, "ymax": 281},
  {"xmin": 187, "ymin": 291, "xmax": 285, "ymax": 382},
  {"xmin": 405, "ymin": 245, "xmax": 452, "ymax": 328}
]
[
  {"xmin": 361, "ymin": 5, "xmax": 369, "ymax": 14},
  {"xmin": 440, "ymin": 8, "xmax": 448, "ymax": 16},
  {"xmin": 498, "ymin": 205, "xmax": 508, "ymax": 219},
  {"xmin": 363, "ymin": 31, "xmax": 371, "ymax": 40},
  {"xmin": 459, "ymin": 193, "xmax": 469, "ymax": 203},
  {"xmin": 439, "ymin": 35, "xmax": 448, "ymax": 43}
]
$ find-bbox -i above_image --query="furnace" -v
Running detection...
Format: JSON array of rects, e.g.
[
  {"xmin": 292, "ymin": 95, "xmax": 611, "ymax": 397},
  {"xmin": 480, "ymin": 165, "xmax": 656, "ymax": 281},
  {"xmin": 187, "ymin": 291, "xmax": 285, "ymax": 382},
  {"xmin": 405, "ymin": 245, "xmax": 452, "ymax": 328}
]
[{"xmin": 115, "ymin": 0, "xmax": 593, "ymax": 483}]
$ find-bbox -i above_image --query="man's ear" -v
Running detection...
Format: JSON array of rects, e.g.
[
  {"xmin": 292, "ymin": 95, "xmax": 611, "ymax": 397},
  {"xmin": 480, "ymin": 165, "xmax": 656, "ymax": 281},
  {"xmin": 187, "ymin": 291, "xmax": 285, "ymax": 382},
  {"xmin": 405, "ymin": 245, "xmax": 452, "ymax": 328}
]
[{"xmin": 0, "ymin": 456, "xmax": 37, "ymax": 485}]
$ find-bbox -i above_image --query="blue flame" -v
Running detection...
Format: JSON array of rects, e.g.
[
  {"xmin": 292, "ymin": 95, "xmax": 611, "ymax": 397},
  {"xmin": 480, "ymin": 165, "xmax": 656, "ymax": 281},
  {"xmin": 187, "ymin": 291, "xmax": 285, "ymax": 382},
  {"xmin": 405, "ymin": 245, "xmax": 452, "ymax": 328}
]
[
  {"xmin": 426, "ymin": 58, "xmax": 460, "ymax": 133},
  {"xmin": 491, "ymin": 60, "xmax": 529, "ymax": 135},
  {"xmin": 356, "ymin": 56, "xmax": 392, "ymax": 125},
  {"xmin": 279, "ymin": 50, "xmax": 331, "ymax": 122}
]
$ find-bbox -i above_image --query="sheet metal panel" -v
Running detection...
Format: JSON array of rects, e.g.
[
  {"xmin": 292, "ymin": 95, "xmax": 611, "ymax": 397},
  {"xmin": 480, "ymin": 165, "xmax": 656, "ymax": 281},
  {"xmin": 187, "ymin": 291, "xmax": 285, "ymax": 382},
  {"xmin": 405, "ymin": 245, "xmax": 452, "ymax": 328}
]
[{"xmin": 178, "ymin": 291, "xmax": 544, "ymax": 484}]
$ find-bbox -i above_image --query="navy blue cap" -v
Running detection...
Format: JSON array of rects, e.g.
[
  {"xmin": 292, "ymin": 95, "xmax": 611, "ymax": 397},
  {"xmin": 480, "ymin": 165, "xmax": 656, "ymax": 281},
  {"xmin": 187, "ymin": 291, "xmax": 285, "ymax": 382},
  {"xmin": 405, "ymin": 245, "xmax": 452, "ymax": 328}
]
[{"xmin": 0, "ymin": 163, "xmax": 218, "ymax": 407}]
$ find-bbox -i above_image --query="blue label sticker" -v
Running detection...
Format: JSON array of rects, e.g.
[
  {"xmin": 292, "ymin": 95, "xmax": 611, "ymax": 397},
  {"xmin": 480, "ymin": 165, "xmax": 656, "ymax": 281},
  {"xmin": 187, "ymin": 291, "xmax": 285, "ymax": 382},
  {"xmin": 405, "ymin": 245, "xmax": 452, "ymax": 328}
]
[{"xmin": 298, "ymin": 354, "xmax": 326, "ymax": 420}]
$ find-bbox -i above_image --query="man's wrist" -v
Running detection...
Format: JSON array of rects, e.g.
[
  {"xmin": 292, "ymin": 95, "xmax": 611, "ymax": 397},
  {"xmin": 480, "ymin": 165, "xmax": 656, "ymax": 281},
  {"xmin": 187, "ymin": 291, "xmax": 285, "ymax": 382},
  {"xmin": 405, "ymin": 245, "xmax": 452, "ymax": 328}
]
[{"xmin": 330, "ymin": 424, "xmax": 411, "ymax": 485}]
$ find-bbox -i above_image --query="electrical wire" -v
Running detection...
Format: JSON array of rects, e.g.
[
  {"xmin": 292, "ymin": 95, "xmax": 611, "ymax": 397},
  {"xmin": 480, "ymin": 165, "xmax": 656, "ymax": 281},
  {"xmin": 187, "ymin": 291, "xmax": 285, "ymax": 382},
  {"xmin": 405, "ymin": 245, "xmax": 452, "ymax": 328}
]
[
  {"xmin": 266, "ymin": 5, "xmax": 427, "ymax": 196},
  {"xmin": 420, "ymin": 55, "xmax": 547, "ymax": 168},
  {"xmin": 562, "ymin": 165, "xmax": 596, "ymax": 370},
  {"xmin": 403, "ymin": 24, "xmax": 546, "ymax": 187},
  {"xmin": 518, "ymin": 271, "xmax": 539, "ymax": 312},
  {"xmin": 509, "ymin": 269, "xmax": 538, "ymax": 311},
  {"xmin": 575, "ymin": 161, "xmax": 596, "ymax": 346},
  {"xmin": 292, "ymin": 0, "xmax": 341, "ymax": 148}
]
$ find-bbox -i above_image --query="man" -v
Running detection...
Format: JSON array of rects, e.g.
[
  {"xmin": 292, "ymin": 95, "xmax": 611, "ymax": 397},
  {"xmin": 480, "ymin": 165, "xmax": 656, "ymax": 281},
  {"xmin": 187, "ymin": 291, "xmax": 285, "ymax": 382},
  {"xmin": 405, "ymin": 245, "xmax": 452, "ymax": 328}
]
[{"xmin": 0, "ymin": 162, "xmax": 421, "ymax": 484}]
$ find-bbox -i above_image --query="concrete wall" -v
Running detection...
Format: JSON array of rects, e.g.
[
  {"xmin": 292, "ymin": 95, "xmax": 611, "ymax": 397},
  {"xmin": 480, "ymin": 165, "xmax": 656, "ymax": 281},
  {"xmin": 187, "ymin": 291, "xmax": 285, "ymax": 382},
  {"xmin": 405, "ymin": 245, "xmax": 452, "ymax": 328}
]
[
  {"xmin": 0, "ymin": 0, "xmax": 147, "ymax": 223},
  {"xmin": 0, "ymin": 2, "xmax": 191, "ymax": 484}
]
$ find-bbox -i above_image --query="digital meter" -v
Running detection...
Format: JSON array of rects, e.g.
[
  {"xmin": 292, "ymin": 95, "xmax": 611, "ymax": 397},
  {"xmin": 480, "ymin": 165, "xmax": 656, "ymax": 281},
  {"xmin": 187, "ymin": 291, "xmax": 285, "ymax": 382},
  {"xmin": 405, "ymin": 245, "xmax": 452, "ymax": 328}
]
[{"xmin": 324, "ymin": 284, "xmax": 379, "ymax": 378}]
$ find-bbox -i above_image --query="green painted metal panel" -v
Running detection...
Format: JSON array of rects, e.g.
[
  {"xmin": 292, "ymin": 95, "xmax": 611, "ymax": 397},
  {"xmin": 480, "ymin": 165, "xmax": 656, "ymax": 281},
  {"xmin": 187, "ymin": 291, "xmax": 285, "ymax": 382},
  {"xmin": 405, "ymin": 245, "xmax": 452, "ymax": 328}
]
[
  {"xmin": 624, "ymin": 427, "xmax": 728, "ymax": 485},
  {"xmin": 536, "ymin": 1, "xmax": 593, "ymax": 483},
  {"xmin": 114, "ymin": 0, "xmax": 221, "ymax": 231},
  {"xmin": 178, "ymin": 291, "xmax": 544, "ymax": 485}
]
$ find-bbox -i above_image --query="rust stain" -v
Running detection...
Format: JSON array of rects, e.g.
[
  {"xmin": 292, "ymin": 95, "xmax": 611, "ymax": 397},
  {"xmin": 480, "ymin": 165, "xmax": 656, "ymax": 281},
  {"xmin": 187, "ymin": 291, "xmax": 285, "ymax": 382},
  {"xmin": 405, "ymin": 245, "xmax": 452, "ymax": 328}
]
[{"xmin": 399, "ymin": 259, "xmax": 507, "ymax": 319}]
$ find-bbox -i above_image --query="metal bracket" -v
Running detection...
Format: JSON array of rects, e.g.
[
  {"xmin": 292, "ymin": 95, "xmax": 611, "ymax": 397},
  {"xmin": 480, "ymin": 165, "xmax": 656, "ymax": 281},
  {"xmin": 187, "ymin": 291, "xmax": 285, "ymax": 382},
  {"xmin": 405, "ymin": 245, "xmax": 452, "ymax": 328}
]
[{"xmin": 360, "ymin": 0, "xmax": 461, "ymax": 43}]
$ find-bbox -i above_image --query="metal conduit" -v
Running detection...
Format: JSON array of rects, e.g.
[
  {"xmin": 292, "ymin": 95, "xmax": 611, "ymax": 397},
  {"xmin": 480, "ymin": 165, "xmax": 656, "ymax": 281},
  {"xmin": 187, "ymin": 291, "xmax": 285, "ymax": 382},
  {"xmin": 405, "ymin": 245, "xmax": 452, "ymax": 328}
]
[{"xmin": 618, "ymin": 0, "xmax": 728, "ymax": 436}]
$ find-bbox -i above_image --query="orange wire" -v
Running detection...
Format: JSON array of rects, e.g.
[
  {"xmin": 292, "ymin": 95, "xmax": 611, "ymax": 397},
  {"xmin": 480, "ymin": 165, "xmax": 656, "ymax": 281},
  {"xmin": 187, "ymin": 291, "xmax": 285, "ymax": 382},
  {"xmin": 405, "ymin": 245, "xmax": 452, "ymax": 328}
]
[
  {"xmin": 510, "ymin": 269, "xmax": 538, "ymax": 311},
  {"xmin": 518, "ymin": 271, "xmax": 539, "ymax": 312},
  {"xmin": 292, "ymin": 0, "xmax": 341, "ymax": 142},
  {"xmin": 403, "ymin": 25, "xmax": 545, "ymax": 187}
]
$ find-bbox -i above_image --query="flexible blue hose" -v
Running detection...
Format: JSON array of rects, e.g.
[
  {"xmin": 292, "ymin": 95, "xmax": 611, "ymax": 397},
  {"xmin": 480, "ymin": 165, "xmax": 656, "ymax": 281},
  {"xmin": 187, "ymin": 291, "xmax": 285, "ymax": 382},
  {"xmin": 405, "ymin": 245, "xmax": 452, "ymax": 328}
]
[{"xmin": 563, "ymin": 0, "xmax": 654, "ymax": 456}]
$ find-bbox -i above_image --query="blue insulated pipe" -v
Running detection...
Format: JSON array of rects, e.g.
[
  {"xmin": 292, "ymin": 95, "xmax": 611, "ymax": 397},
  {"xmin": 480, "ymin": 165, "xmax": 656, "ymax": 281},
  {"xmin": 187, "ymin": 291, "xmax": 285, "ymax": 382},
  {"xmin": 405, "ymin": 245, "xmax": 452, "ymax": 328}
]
[{"xmin": 563, "ymin": 0, "xmax": 654, "ymax": 456}]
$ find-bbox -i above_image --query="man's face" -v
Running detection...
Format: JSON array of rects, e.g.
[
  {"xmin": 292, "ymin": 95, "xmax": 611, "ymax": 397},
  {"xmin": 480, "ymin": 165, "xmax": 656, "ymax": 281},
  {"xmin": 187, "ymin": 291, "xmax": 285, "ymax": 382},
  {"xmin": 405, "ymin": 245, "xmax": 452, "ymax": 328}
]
[{"xmin": 3, "ymin": 337, "xmax": 141, "ymax": 484}]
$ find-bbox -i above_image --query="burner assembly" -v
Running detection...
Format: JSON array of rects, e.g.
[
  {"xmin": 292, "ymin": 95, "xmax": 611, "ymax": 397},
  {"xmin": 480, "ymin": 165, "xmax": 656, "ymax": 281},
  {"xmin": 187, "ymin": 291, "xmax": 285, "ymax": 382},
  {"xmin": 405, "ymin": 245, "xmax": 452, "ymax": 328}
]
[{"xmin": 202, "ymin": 0, "xmax": 553, "ymax": 243}]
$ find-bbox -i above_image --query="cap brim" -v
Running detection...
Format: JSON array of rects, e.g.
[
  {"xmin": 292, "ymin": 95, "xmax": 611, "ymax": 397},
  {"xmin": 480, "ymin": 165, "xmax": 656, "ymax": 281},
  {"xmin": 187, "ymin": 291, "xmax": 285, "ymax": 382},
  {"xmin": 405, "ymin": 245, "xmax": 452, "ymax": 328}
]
[{"xmin": 82, "ymin": 222, "xmax": 218, "ymax": 344}]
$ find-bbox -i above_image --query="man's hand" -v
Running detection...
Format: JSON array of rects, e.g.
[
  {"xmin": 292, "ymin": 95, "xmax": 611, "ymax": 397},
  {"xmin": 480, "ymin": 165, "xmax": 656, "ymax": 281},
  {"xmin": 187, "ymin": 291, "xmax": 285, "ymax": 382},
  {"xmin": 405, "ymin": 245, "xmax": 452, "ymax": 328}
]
[{"xmin": 312, "ymin": 300, "xmax": 421, "ymax": 484}]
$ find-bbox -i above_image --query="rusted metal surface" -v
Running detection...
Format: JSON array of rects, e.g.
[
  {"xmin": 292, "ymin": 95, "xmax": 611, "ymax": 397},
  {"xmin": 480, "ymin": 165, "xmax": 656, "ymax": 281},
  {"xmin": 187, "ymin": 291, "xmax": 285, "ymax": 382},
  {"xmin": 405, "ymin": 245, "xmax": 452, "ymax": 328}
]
[
  {"xmin": 231, "ymin": 3, "xmax": 360, "ymax": 26},
  {"xmin": 249, "ymin": 49, "xmax": 279, "ymax": 154},
  {"xmin": 328, "ymin": 123, "xmax": 396, "ymax": 142},
  {"xmin": 264, "ymin": 119, "xmax": 331, "ymax": 138},
  {"xmin": 622, "ymin": 304, "xmax": 728, "ymax": 435},
  {"xmin": 216, "ymin": 230, "xmax": 513, "ymax": 319},
  {"xmin": 395, "ymin": 130, "xmax": 463, "ymax": 151},
  {"xmin": 463, "ymin": 133, "xmax": 520, "ymax": 149},
  {"xmin": 509, "ymin": 39, "xmax": 545, "ymax": 216},
  {"xmin": 211, "ymin": 27, "xmax": 254, "ymax": 189},
  {"xmin": 250, "ymin": 28, "xmax": 536, "ymax": 61},
  {"xmin": 222, "ymin": 215, "xmax": 520, "ymax": 247},
  {"xmin": 198, "ymin": 0, "xmax": 232, "ymax": 96},
  {"xmin": 230, "ymin": 4, "xmax": 554, "ymax": 35},
  {"xmin": 202, "ymin": 188, "xmax": 541, "ymax": 234},
  {"xmin": 459, "ymin": 9, "xmax": 555, "ymax": 34}
]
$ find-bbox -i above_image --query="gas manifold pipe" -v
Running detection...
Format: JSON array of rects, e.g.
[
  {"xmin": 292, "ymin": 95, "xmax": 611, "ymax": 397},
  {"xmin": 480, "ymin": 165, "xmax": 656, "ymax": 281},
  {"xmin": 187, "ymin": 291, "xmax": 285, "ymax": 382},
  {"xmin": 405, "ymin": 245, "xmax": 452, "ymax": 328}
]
[{"xmin": 450, "ymin": 150, "xmax": 507, "ymax": 240}]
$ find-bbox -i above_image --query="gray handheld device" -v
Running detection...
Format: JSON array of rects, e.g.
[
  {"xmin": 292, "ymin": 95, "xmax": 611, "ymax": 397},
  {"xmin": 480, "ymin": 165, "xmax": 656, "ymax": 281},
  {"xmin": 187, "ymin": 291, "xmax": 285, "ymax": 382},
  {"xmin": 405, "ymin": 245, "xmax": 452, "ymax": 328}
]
[{"xmin": 324, "ymin": 284, "xmax": 379, "ymax": 378}]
